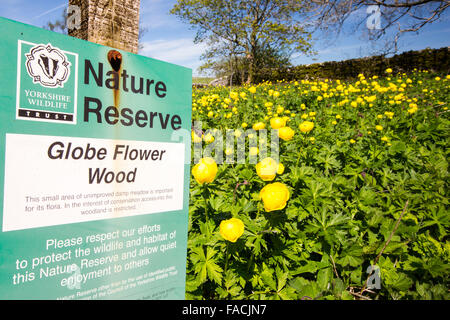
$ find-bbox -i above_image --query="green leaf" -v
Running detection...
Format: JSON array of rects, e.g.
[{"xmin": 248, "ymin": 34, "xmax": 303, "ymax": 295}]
[
  {"xmin": 276, "ymin": 270, "xmax": 289, "ymax": 292},
  {"xmin": 294, "ymin": 261, "xmax": 318, "ymax": 275},
  {"xmin": 191, "ymin": 246, "xmax": 223, "ymax": 284},
  {"xmin": 260, "ymin": 268, "xmax": 277, "ymax": 291},
  {"xmin": 390, "ymin": 272, "xmax": 413, "ymax": 292},
  {"xmin": 338, "ymin": 255, "xmax": 364, "ymax": 267},
  {"xmin": 289, "ymin": 277, "xmax": 321, "ymax": 299},
  {"xmin": 389, "ymin": 141, "xmax": 406, "ymax": 154},
  {"xmin": 332, "ymin": 278, "xmax": 346, "ymax": 297},
  {"xmin": 205, "ymin": 247, "xmax": 223, "ymax": 284},
  {"xmin": 317, "ymin": 267, "xmax": 332, "ymax": 291}
]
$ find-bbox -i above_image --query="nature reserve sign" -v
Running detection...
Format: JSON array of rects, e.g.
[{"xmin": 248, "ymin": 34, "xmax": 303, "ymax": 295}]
[{"xmin": 0, "ymin": 17, "xmax": 192, "ymax": 299}]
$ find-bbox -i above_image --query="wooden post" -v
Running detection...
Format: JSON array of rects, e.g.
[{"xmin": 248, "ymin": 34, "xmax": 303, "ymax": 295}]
[{"xmin": 68, "ymin": 0, "xmax": 140, "ymax": 54}]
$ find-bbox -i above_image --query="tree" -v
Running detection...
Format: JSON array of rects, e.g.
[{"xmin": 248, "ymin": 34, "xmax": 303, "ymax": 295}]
[
  {"xmin": 306, "ymin": 0, "xmax": 450, "ymax": 55},
  {"xmin": 171, "ymin": 0, "xmax": 315, "ymax": 83},
  {"xmin": 43, "ymin": 8, "xmax": 68, "ymax": 34},
  {"xmin": 200, "ymin": 45, "xmax": 292, "ymax": 84}
]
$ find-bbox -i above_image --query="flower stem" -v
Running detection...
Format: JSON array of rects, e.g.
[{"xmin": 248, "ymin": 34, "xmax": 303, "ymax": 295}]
[
  {"xmin": 224, "ymin": 242, "xmax": 230, "ymax": 273},
  {"xmin": 296, "ymin": 135, "xmax": 304, "ymax": 167},
  {"xmin": 202, "ymin": 184, "xmax": 210, "ymax": 234}
]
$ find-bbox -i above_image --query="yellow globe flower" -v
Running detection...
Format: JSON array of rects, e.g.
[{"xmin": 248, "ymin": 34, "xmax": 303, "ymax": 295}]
[
  {"xmin": 384, "ymin": 111, "xmax": 394, "ymax": 119},
  {"xmin": 375, "ymin": 125, "xmax": 383, "ymax": 131},
  {"xmin": 277, "ymin": 163, "xmax": 285, "ymax": 175},
  {"xmin": 270, "ymin": 117, "xmax": 286, "ymax": 129},
  {"xmin": 252, "ymin": 122, "xmax": 266, "ymax": 130},
  {"xmin": 256, "ymin": 157, "xmax": 278, "ymax": 181},
  {"xmin": 278, "ymin": 126, "xmax": 295, "ymax": 141},
  {"xmin": 299, "ymin": 121, "xmax": 314, "ymax": 133},
  {"xmin": 260, "ymin": 182, "xmax": 290, "ymax": 212},
  {"xmin": 248, "ymin": 86, "xmax": 257, "ymax": 94},
  {"xmin": 276, "ymin": 106, "xmax": 284, "ymax": 114},
  {"xmin": 408, "ymin": 107, "xmax": 418, "ymax": 114},
  {"xmin": 192, "ymin": 157, "xmax": 218, "ymax": 184},
  {"xmin": 386, "ymin": 68, "xmax": 393, "ymax": 74},
  {"xmin": 249, "ymin": 147, "xmax": 259, "ymax": 156},
  {"xmin": 204, "ymin": 133, "xmax": 215, "ymax": 144},
  {"xmin": 192, "ymin": 131, "xmax": 203, "ymax": 143},
  {"xmin": 219, "ymin": 218, "xmax": 244, "ymax": 243}
]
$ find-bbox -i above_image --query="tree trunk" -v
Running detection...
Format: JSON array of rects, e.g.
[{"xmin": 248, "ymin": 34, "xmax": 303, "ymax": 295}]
[{"xmin": 246, "ymin": 52, "xmax": 255, "ymax": 84}]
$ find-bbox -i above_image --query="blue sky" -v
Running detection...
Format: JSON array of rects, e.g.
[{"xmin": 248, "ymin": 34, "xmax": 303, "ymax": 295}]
[{"xmin": 1, "ymin": 0, "xmax": 449, "ymax": 76}]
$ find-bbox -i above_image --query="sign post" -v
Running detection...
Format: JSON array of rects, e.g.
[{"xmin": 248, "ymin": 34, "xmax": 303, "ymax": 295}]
[{"xmin": 0, "ymin": 17, "xmax": 192, "ymax": 300}]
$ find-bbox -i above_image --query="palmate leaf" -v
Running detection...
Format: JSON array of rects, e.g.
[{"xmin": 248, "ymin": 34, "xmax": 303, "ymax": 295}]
[
  {"xmin": 288, "ymin": 277, "xmax": 321, "ymax": 299},
  {"xmin": 190, "ymin": 246, "xmax": 223, "ymax": 284},
  {"xmin": 421, "ymin": 205, "xmax": 449, "ymax": 239},
  {"xmin": 337, "ymin": 254, "xmax": 363, "ymax": 268},
  {"xmin": 217, "ymin": 270, "xmax": 243, "ymax": 298},
  {"xmin": 185, "ymin": 274, "xmax": 203, "ymax": 294},
  {"xmin": 209, "ymin": 196, "xmax": 227, "ymax": 211},
  {"xmin": 294, "ymin": 261, "xmax": 318, "ymax": 275},
  {"xmin": 306, "ymin": 207, "xmax": 350, "ymax": 245},
  {"xmin": 314, "ymin": 148, "xmax": 342, "ymax": 175},
  {"xmin": 260, "ymin": 268, "xmax": 277, "ymax": 291}
]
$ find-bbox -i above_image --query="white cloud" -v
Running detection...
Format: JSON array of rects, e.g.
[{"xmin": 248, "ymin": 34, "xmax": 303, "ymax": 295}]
[
  {"xmin": 139, "ymin": 0, "xmax": 177, "ymax": 30},
  {"xmin": 140, "ymin": 38, "xmax": 206, "ymax": 72}
]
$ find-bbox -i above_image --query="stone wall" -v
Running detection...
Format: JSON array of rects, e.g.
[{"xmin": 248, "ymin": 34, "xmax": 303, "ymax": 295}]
[{"xmin": 68, "ymin": 0, "xmax": 140, "ymax": 54}]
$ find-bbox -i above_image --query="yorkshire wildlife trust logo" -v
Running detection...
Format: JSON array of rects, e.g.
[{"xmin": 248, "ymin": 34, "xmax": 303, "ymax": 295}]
[
  {"xmin": 25, "ymin": 44, "xmax": 71, "ymax": 88},
  {"xmin": 16, "ymin": 40, "xmax": 78, "ymax": 124}
]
